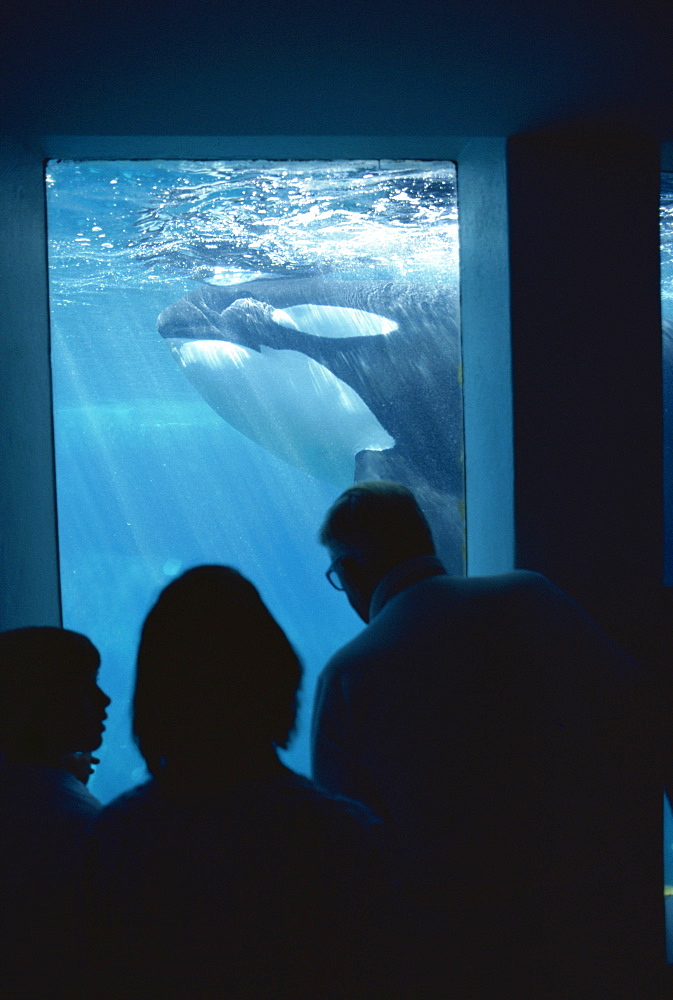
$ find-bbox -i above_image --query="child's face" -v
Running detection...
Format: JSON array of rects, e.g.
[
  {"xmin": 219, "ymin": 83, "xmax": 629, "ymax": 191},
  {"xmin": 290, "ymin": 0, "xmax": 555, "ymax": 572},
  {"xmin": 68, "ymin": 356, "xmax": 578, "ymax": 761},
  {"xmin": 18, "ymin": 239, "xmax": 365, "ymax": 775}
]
[{"xmin": 52, "ymin": 669, "xmax": 111, "ymax": 753}]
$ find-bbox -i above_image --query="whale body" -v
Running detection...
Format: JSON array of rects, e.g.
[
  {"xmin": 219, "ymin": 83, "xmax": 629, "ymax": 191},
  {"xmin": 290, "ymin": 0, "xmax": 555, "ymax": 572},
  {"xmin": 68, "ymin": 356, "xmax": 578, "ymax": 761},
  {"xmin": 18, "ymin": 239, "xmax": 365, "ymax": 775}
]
[
  {"xmin": 174, "ymin": 336, "xmax": 394, "ymax": 487},
  {"xmin": 158, "ymin": 277, "xmax": 465, "ymax": 572}
]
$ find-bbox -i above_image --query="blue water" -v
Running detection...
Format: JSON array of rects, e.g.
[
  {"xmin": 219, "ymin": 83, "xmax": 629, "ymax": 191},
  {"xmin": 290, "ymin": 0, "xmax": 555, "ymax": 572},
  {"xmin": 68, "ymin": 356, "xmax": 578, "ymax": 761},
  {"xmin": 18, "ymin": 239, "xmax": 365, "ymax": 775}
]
[
  {"xmin": 661, "ymin": 174, "xmax": 673, "ymax": 318},
  {"xmin": 661, "ymin": 175, "xmax": 673, "ymax": 594},
  {"xmin": 661, "ymin": 174, "xmax": 673, "ymax": 898},
  {"xmin": 46, "ymin": 159, "xmax": 462, "ymax": 804}
]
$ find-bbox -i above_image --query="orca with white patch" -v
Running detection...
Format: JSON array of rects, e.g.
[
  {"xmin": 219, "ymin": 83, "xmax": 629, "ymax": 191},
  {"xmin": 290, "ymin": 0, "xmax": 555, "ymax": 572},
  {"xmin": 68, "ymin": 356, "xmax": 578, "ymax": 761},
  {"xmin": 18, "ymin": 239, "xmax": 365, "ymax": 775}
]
[{"xmin": 158, "ymin": 278, "xmax": 465, "ymax": 572}]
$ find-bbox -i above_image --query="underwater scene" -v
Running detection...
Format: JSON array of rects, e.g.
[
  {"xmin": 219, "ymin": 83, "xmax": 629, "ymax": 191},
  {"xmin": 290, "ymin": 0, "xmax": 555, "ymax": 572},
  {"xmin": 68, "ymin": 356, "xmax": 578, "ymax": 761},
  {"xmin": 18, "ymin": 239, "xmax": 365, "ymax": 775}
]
[
  {"xmin": 662, "ymin": 173, "xmax": 673, "ymax": 588},
  {"xmin": 661, "ymin": 173, "xmax": 673, "ymax": 956},
  {"xmin": 46, "ymin": 159, "xmax": 463, "ymax": 804}
]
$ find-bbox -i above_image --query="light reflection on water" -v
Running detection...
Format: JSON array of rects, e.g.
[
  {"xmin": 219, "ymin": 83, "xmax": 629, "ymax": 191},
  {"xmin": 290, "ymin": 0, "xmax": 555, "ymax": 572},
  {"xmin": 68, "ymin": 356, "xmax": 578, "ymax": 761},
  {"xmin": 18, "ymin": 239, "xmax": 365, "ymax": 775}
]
[
  {"xmin": 47, "ymin": 159, "xmax": 459, "ymax": 296},
  {"xmin": 662, "ymin": 174, "xmax": 673, "ymax": 320}
]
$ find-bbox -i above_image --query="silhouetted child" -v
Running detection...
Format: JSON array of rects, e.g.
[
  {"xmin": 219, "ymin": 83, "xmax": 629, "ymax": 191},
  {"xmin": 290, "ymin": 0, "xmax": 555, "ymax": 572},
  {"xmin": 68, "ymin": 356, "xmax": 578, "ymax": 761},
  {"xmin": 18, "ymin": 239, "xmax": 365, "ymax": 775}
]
[
  {"xmin": 85, "ymin": 566, "xmax": 399, "ymax": 998},
  {"xmin": 0, "ymin": 626, "xmax": 110, "ymax": 996}
]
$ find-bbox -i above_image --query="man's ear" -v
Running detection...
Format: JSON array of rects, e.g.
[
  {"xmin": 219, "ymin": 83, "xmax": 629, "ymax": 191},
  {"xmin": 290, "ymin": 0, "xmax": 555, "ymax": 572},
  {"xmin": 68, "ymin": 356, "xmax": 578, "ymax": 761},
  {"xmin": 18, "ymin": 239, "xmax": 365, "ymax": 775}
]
[
  {"xmin": 340, "ymin": 555, "xmax": 376, "ymax": 591},
  {"xmin": 338, "ymin": 555, "xmax": 360, "ymax": 581}
]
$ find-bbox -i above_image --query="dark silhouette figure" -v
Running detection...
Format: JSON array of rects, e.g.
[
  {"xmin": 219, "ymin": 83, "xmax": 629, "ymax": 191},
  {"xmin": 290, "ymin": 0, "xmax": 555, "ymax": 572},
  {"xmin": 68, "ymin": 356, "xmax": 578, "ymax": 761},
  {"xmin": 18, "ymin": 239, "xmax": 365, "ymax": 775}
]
[
  {"xmin": 312, "ymin": 481, "xmax": 665, "ymax": 998},
  {"xmin": 86, "ymin": 566, "xmax": 398, "ymax": 999},
  {"xmin": 0, "ymin": 626, "xmax": 109, "ymax": 996}
]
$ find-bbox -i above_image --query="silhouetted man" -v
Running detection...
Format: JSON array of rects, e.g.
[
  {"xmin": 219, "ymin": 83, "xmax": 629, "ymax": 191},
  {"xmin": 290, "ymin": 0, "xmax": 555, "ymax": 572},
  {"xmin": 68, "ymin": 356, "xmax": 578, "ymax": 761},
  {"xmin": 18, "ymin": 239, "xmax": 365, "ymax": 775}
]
[
  {"xmin": 0, "ymin": 626, "xmax": 109, "ymax": 996},
  {"xmin": 311, "ymin": 481, "xmax": 663, "ymax": 998}
]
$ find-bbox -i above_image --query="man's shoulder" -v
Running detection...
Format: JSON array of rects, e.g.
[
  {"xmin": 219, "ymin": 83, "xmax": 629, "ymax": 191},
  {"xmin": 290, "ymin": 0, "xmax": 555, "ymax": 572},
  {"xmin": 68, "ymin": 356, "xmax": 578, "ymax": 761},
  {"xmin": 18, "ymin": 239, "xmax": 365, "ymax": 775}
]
[
  {"xmin": 319, "ymin": 628, "xmax": 373, "ymax": 685},
  {"xmin": 421, "ymin": 568, "xmax": 562, "ymax": 618},
  {"xmin": 441, "ymin": 568, "xmax": 549, "ymax": 596},
  {"xmin": 318, "ymin": 570, "xmax": 562, "ymax": 688},
  {"xmin": 379, "ymin": 567, "xmax": 553, "ymax": 626}
]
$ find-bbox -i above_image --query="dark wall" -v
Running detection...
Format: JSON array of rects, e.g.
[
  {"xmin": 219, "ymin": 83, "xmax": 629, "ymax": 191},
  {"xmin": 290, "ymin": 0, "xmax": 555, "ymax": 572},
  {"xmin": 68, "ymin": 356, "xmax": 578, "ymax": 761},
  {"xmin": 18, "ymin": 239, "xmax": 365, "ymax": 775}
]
[
  {"xmin": 508, "ymin": 129, "xmax": 668, "ymax": 665},
  {"xmin": 2, "ymin": 1, "xmax": 673, "ymax": 138}
]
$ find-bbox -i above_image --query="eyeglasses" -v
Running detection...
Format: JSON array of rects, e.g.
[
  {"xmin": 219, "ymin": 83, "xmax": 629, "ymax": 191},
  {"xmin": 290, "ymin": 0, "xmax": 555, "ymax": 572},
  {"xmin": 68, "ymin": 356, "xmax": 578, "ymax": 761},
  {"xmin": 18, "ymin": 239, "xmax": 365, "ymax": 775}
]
[{"xmin": 326, "ymin": 556, "xmax": 346, "ymax": 591}]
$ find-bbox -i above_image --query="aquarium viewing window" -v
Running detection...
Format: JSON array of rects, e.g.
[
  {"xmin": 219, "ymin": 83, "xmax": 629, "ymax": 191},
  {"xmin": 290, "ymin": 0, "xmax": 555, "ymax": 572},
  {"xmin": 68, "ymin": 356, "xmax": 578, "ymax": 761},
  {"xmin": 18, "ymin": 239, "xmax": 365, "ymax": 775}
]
[
  {"xmin": 661, "ymin": 172, "xmax": 673, "ymax": 960},
  {"xmin": 662, "ymin": 172, "xmax": 673, "ymax": 589},
  {"xmin": 46, "ymin": 159, "xmax": 464, "ymax": 803}
]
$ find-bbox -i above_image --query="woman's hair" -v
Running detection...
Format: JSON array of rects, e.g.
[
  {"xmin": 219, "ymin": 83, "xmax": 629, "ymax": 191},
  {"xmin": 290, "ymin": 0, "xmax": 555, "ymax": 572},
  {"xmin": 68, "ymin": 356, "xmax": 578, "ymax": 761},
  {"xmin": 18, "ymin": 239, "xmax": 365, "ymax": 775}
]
[{"xmin": 133, "ymin": 565, "xmax": 301, "ymax": 777}]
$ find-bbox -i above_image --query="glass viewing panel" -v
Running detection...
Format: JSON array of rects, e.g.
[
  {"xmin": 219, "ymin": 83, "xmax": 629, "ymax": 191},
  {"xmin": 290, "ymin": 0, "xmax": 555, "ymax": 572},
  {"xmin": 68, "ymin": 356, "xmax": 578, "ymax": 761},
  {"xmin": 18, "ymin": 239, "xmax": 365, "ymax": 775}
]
[
  {"xmin": 662, "ymin": 173, "xmax": 673, "ymax": 587},
  {"xmin": 46, "ymin": 159, "xmax": 464, "ymax": 803},
  {"xmin": 662, "ymin": 172, "xmax": 673, "ymax": 960}
]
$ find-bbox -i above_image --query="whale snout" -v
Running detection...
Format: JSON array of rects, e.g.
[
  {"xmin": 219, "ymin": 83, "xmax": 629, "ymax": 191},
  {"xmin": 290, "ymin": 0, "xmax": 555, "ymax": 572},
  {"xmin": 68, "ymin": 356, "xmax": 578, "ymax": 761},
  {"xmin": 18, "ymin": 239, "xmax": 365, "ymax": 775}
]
[
  {"xmin": 157, "ymin": 299, "xmax": 197, "ymax": 340},
  {"xmin": 156, "ymin": 303, "xmax": 173, "ymax": 337},
  {"xmin": 157, "ymin": 298, "xmax": 219, "ymax": 341}
]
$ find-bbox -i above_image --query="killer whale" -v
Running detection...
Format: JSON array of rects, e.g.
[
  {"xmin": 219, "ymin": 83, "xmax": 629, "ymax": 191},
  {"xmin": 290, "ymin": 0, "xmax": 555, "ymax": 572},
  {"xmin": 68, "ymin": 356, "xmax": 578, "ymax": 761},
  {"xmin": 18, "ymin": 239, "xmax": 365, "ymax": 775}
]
[{"xmin": 158, "ymin": 277, "xmax": 465, "ymax": 572}]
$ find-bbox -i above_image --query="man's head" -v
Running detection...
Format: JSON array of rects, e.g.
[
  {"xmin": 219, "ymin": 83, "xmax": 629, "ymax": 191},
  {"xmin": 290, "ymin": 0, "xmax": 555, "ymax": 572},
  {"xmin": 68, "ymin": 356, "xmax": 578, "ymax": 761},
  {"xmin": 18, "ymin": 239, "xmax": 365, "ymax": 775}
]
[
  {"xmin": 0, "ymin": 627, "xmax": 109, "ymax": 765},
  {"xmin": 319, "ymin": 481, "xmax": 435, "ymax": 621}
]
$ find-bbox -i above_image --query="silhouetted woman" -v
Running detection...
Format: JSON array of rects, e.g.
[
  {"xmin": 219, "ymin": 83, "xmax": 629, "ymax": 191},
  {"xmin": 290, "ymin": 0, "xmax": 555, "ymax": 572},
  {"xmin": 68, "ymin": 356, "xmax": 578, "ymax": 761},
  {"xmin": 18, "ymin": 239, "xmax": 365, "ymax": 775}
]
[{"xmin": 86, "ymin": 566, "xmax": 395, "ymax": 998}]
